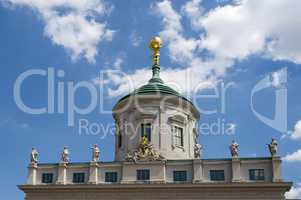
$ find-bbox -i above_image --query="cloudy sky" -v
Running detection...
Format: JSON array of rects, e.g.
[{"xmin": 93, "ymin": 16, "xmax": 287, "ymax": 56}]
[{"xmin": 0, "ymin": 0, "xmax": 301, "ymax": 199}]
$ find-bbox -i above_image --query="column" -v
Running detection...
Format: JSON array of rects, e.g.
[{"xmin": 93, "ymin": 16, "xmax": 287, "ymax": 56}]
[
  {"xmin": 88, "ymin": 162, "xmax": 99, "ymax": 184},
  {"xmin": 272, "ymin": 156, "xmax": 282, "ymax": 182},
  {"xmin": 27, "ymin": 163, "xmax": 38, "ymax": 185},
  {"xmin": 232, "ymin": 157, "xmax": 241, "ymax": 182},
  {"xmin": 56, "ymin": 163, "xmax": 67, "ymax": 184},
  {"xmin": 193, "ymin": 159, "xmax": 203, "ymax": 183}
]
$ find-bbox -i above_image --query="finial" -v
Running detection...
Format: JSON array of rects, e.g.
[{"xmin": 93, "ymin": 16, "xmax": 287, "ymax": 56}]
[
  {"xmin": 149, "ymin": 36, "xmax": 162, "ymax": 65},
  {"xmin": 148, "ymin": 36, "xmax": 163, "ymax": 83}
]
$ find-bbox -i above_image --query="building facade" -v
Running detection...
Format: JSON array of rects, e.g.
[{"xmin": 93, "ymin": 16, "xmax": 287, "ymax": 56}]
[{"xmin": 19, "ymin": 37, "xmax": 292, "ymax": 200}]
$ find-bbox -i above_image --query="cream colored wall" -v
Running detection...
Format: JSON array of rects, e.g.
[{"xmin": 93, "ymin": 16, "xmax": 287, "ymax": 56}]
[
  {"xmin": 21, "ymin": 184, "xmax": 290, "ymax": 200},
  {"xmin": 240, "ymin": 160, "xmax": 273, "ymax": 182},
  {"xmin": 65, "ymin": 166, "xmax": 89, "ymax": 184},
  {"xmin": 202, "ymin": 161, "xmax": 232, "ymax": 182},
  {"xmin": 114, "ymin": 96, "xmax": 198, "ymax": 161},
  {"xmin": 32, "ymin": 158, "xmax": 276, "ymax": 185},
  {"xmin": 121, "ymin": 162, "xmax": 165, "ymax": 182},
  {"xmin": 166, "ymin": 162, "xmax": 193, "ymax": 183},
  {"xmin": 98, "ymin": 165, "xmax": 122, "ymax": 183},
  {"xmin": 36, "ymin": 166, "xmax": 58, "ymax": 185}
]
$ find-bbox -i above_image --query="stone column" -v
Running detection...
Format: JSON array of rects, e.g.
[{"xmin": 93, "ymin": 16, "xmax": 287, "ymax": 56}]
[
  {"xmin": 88, "ymin": 162, "xmax": 99, "ymax": 184},
  {"xmin": 56, "ymin": 163, "xmax": 67, "ymax": 184},
  {"xmin": 231, "ymin": 157, "xmax": 241, "ymax": 182},
  {"xmin": 193, "ymin": 159, "xmax": 203, "ymax": 183},
  {"xmin": 27, "ymin": 163, "xmax": 38, "ymax": 185},
  {"xmin": 272, "ymin": 156, "xmax": 282, "ymax": 182}
]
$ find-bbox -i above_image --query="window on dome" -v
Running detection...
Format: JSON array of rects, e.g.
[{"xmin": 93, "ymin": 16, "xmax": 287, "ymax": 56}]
[
  {"xmin": 141, "ymin": 123, "xmax": 151, "ymax": 142},
  {"xmin": 173, "ymin": 126, "xmax": 184, "ymax": 147}
]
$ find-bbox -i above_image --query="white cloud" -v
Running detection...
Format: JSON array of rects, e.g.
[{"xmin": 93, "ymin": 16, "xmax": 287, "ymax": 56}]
[
  {"xmin": 197, "ymin": 0, "xmax": 301, "ymax": 63},
  {"xmin": 129, "ymin": 31, "xmax": 142, "ymax": 47},
  {"xmin": 153, "ymin": 0, "xmax": 201, "ymax": 63},
  {"xmin": 283, "ymin": 149, "xmax": 301, "ymax": 162},
  {"xmin": 4, "ymin": 0, "xmax": 114, "ymax": 63},
  {"xmin": 97, "ymin": 0, "xmax": 234, "ymax": 98},
  {"xmin": 95, "ymin": 0, "xmax": 301, "ymax": 98},
  {"xmin": 181, "ymin": 0, "xmax": 204, "ymax": 31},
  {"xmin": 291, "ymin": 120, "xmax": 301, "ymax": 140},
  {"xmin": 286, "ymin": 183, "xmax": 301, "ymax": 199},
  {"xmin": 270, "ymin": 68, "xmax": 287, "ymax": 88},
  {"xmin": 113, "ymin": 57, "xmax": 124, "ymax": 69}
]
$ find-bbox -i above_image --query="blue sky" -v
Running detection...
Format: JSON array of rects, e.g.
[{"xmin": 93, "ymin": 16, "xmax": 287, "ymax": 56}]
[{"xmin": 1, "ymin": 0, "xmax": 301, "ymax": 199}]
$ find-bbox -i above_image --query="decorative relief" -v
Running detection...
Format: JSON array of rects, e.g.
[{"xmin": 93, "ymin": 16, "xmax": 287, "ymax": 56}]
[{"xmin": 125, "ymin": 136, "xmax": 164, "ymax": 162}]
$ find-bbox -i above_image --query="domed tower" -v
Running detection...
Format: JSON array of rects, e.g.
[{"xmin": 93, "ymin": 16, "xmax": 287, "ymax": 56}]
[{"xmin": 113, "ymin": 37, "xmax": 200, "ymax": 161}]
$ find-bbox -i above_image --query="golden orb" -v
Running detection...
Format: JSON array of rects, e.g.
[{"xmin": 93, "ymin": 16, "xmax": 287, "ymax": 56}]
[{"xmin": 149, "ymin": 36, "xmax": 162, "ymax": 51}]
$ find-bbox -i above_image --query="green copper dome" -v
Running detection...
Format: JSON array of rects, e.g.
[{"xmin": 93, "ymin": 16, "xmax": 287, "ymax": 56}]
[
  {"xmin": 117, "ymin": 64, "xmax": 190, "ymax": 103},
  {"xmin": 115, "ymin": 36, "xmax": 192, "ymax": 104}
]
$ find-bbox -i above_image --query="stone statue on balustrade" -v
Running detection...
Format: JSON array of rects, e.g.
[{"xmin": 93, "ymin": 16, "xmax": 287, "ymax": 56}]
[
  {"xmin": 60, "ymin": 147, "xmax": 70, "ymax": 163},
  {"xmin": 30, "ymin": 148, "xmax": 38, "ymax": 164},
  {"xmin": 91, "ymin": 144, "xmax": 100, "ymax": 162},
  {"xmin": 268, "ymin": 138, "xmax": 278, "ymax": 157},
  {"xmin": 229, "ymin": 140, "xmax": 239, "ymax": 157}
]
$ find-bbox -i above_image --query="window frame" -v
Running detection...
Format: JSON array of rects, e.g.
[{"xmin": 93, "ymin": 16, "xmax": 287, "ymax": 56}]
[
  {"xmin": 72, "ymin": 172, "xmax": 85, "ymax": 183},
  {"xmin": 41, "ymin": 173, "xmax": 53, "ymax": 184},
  {"xmin": 210, "ymin": 170, "xmax": 225, "ymax": 181},
  {"xmin": 249, "ymin": 169, "xmax": 265, "ymax": 181},
  {"xmin": 136, "ymin": 169, "xmax": 150, "ymax": 181},
  {"xmin": 141, "ymin": 123, "xmax": 152, "ymax": 142},
  {"xmin": 173, "ymin": 125, "xmax": 184, "ymax": 147},
  {"xmin": 105, "ymin": 172, "xmax": 118, "ymax": 183},
  {"xmin": 173, "ymin": 171, "xmax": 187, "ymax": 182}
]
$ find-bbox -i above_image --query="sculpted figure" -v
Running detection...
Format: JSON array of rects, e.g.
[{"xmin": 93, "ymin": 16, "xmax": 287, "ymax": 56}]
[
  {"xmin": 194, "ymin": 143, "xmax": 203, "ymax": 159},
  {"xmin": 30, "ymin": 148, "xmax": 38, "ymax": 164},
  {"xmin": 60, "ymin": 147, "xmax": 70, "ymax": 163},
  {"xmin": 268, "ymin": 138, "xmax": 278, "ymax": 157},
  {"xmin": 125, "ymin": 136, "xmax": 164, "ymax": 162},
  {"xmin": 229, "ymin": 140, "xmax": 239, "ymax": 157},
  {"xmin": 91, "ymin": 144, "xmax": 100, "ymax": 162}
]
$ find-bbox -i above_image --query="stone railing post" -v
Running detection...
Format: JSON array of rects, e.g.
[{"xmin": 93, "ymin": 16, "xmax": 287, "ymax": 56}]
[
  {"xmin": 232, "ymin": 157, "xmax": 241, "ymax": 182},
  {"xmin": 193, "ymin": 159, "xmax": 203, "ymax": 183},
  {"xmin": 88, "ymin": 162, "xmax": 99, "ymax": 184},
  {"xmin": 56, "ymin": 163, "xmax": 67, "ymax": 184},
  {"xmin": 27, "ymin": 163, "xmax": 38, "ymax": 185},
  {"xmin": 272, "ymin": 156, "xmax": 282, "ymax": 182}
]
